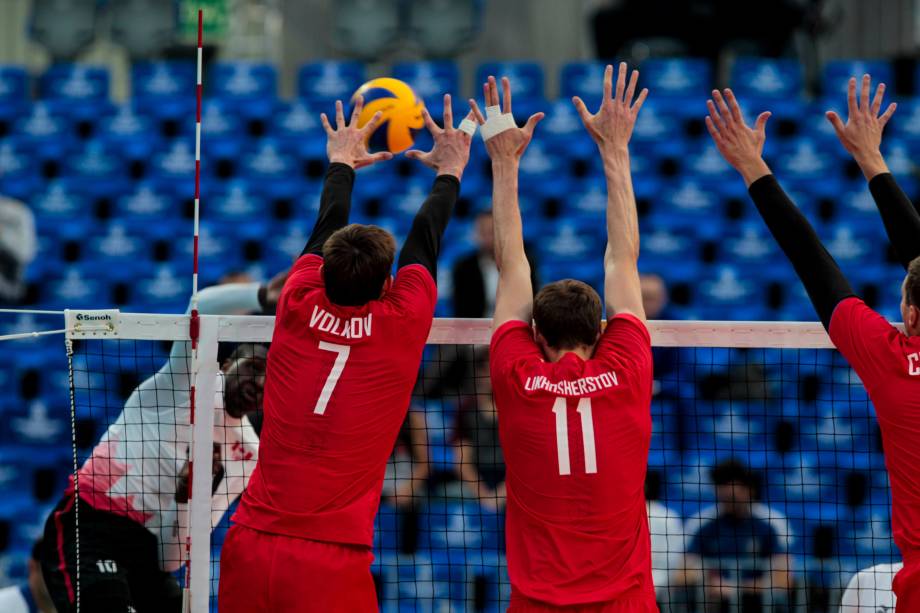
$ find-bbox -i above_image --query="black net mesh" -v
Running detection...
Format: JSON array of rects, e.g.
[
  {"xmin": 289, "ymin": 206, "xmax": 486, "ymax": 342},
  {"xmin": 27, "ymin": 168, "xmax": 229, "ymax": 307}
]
[{"xmin": 59, "ymin": 332, "xmax": 897, "ymax": 612}]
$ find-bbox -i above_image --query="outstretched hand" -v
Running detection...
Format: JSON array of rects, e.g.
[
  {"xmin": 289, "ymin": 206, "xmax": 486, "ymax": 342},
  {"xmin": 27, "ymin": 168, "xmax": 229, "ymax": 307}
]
[
  {"xmin": 469, "ymin": 76, "xmax": 544, "ymax": 164},
  {"xmin": 705, "ymin": 89, "xmax": 772, "ymax": 186},
  {"xmin": 572, "ymin": 62, "xmax": 647, "ymax": 155},
  {"xmin": 826, "ymin": 74, "xmax": 897, "ymax": 180},
  {"xmin": 405, "ymin": 94, "xmax": 473, "ymax": 180},
  {"xmin": 321, "ymin": 96, "xmax": 393, "ymax": 170}
]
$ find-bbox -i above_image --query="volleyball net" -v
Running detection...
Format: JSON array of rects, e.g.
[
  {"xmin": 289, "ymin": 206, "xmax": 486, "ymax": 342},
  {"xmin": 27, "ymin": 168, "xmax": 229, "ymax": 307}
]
[{"xmin": 45, "ymin": 313, "xmax": 898, "ymax": 612}]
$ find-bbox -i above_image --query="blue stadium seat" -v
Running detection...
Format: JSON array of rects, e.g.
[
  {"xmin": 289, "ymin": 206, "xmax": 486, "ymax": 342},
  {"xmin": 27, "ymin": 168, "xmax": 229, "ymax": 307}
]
[
  {"xmin": 684, "ymin": 142, "xmax": 734, "ymax": 182},
  {"xmin": 880, "ymin": 138, "xmax": 918, "ymax": 180},
  {"xmin": 150, "ymin": 139, "xmax": 198, "ymax": 193},
  {"xmin": 721, "ymin": 224, "xmax": 780, "ymax": 266},
  {"xmin": 773, "ymin": 138, "xmax": 842, "ymax": 181},
  {"xmin": 212, "ymin": 62, "xmax": 277, "ymax": 102},
  {"xmin": 641, "ymin": 58, "xmax": 711, "ymax": 98},
  {"xmin": 6, "ymin": 399, "xmax": 70, "ymax": 446},
  {"xmin": 297, "ymin": 61, "xmax": 365, "ymax": 106},
  {"xmin": 697, "ymin": 265, "xmax": 759, "ymax": 308},
  {"xmin": 132, "ymin": 265, "xmax": 192, "ymax": 312},
  {"xmin": 240, "ymin": 139, "xmax": 298, "ymax": 184},
  {"xmin": 821, "ymin": 224, "xmax": 881, "ymax": 266},
  {"xmin": 559, "ymin": 61, "xmax": 607, "ymax": 108},
  {"xmin": 39, "ymin": 64, "xmax": 109, "ymax": 101},
  {"xmin": 30, "ymin": 179, "xmax": 88, "ymax": 221},
  {"xmin": 13, "ymin": 100, "xmax": 73, "ymax": 145},
  {"xmin": 475, "ymin": 62, "xmax": 544, "ymax": 100},
  {"xmin": 659, "ymin": 178, "xmax": 721, "ymax": 220},
  {"xmin": 731, "ymin": 58, "xmax": 803, "ymax": 99},
  {"xmin": 131, "ymin": 61, "xmax": 195, "ymax": 108},
  {"xmin": 631, "ymin": 99, "xmax": 682, "ymax": 144},
  {"xmin": 0, "ymin": 66, "xmax": 30, "ymax": 131},
  {"xmin": 97, "ymin": 103, "xmax": 162, "ymax": 158},
  {"xmin": 212, "ymin": 179, "xmax": 268, "ymax": 220},
  {"xmin": 418, "ymin": 501, "xmax": 503, "ymax": 553},
  {"xmin": 822, "ymin": 60, "xmax": 893, "ymax": 97},
  {"xmin": 45, "ymin": 267, "xmax": 109, "ymax": 309},
  {"xmin": 392, "ymin": 61, "xmax": 460, "ymax": 119},
  {"xmin": 114, "ymin": 182, "xmax": 176, "ymax": 220},
  {"xmin": 536, "ymin": 218, "xmax": 604, "ymax": 264},
  {"xmin": 270, "ymin": 99, "xmax": 324, "ymax": 144},
  {"xmin": 85, "ymin": 221, "xmax": 151, "ymax": 264}
]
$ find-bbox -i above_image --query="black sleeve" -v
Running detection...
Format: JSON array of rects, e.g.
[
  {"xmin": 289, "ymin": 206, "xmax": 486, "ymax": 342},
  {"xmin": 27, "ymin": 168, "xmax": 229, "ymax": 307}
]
[
  {"xmin": 397, "ymin": 174, "xmax": 460, "ymax": 279},
  {"xmin": 748, "ymin": 175, "xmax": 856, "ymax": 330},
  {"xmin": 302, "ymin": 163, "xmax": 356, "ymax": 256},
  {"xmin": 868, "ymin": 172, "xmax": 920, "ymax": 270}
]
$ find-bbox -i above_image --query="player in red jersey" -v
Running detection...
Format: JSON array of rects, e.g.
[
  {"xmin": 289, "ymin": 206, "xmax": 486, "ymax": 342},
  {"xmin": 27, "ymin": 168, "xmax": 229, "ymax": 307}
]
[
  {"xmin": 218, "ymin": 95, "xmax": 474, "ymax": 612},
  {"xmin": 468, "ymin": 64, "xmax": 657, "ymax": 612},
  {"xmin": 706, "ymin": 75, "xmax": 920, "ymax": 612}
]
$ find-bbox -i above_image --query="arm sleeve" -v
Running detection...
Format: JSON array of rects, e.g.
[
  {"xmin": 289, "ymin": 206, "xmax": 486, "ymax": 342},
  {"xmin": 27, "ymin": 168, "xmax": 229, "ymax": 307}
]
[
  {"xmin": 868, "ymin": 173, "xmax": 920, "ymax": 270},
  {"xmin": 397, "ymin": 175, "xmax": 460, "ymax": 278},
  {"xmin": 302, "ymin": 163, "xmax": 356, "ymax": 256},
  {"xmin": 748, "ymin": 175, "xmax": 856, "ymax": 330}
]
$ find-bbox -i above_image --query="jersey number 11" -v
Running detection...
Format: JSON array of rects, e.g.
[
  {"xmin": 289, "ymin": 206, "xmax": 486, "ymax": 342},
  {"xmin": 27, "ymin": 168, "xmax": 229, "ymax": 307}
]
[{"xmin": 552, "ymin": 397, "xmax": 597, "ymax": 476}]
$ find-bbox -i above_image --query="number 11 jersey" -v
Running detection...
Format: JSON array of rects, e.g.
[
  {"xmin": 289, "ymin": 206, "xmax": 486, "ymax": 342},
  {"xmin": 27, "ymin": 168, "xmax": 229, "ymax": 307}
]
[
  {"xmin": 489, "ymin": 315, "xmax": 655, "ymax": 606},
  {"xmin": 233, "ymin": 254, "xmax": 437, "ymax": 547}
]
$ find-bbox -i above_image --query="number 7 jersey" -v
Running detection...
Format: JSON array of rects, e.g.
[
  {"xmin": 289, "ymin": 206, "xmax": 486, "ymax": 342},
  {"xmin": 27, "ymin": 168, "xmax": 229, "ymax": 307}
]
[
  {"xmin": 233, "ymin": 254, "xmax": 437, "ymax": 547},
  {"xmin": 489, "ymin": 314, "xmax": 655, "ymax": 606}
]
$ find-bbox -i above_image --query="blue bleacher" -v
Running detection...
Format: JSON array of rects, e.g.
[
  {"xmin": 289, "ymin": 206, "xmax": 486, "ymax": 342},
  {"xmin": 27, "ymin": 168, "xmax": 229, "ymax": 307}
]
[
  {"xmin": 298, "ymin": 61, "xmax": 365, "ymax": 107},
  {"xmin": 822, "ymin": 60, "xmax": 893, "ymax": 97},
  {"xmin": 731, "ymin": 57, "xmax": 804, "ymax": 100}
]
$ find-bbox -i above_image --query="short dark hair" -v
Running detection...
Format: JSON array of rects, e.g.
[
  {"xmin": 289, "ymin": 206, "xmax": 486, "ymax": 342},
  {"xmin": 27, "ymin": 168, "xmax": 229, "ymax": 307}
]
[
  {"xmin": 711, "ymin": 459, "xmax": 756, "ymax": 488},
  {"xmin": 533, "ymin": 279, "xmax": 603, "ymax": 350},
  {"xmin": 322, "ymin": 224, "xmax": 396, "ymax": 306},
  {"xmin": 906, "ymin": 256, "xmax": 920, "ymax": 307}
]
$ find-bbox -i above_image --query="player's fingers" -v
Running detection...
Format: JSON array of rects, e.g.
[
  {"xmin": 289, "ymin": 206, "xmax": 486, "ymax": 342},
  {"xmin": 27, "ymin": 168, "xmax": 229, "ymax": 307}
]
[
  {"xmin": 723, "ymin": 89, "xmax": 745, "ymax": 126},
  {"xmin": 487, "ymin": 76, "xmax": 499, "ymax": 107},
  {"xmin": 362, "ymin": 111, "xmax": 384, "ymax": 135},
  {"xmin": 871, "ymin": 83, "xmax": 886, "ymax": 116},
  {"xmin": 602, "ymin": 64, "xmax": 613, "ymax": 102},
  {"xmin": 421, "ymin": 107, "xmax": 439, "ymax": 134},
  {"xmin": 615, "ymin": 62, "xmax": 627, "ymax": 103},
  {"xmin": 366, "ymin": 151, "xmax": 393, "ymax": 165},
  {"xmin": 350, "ymin": 95, "xmax": 364, "ymax": 125},
  {"xmin": 572, "ymin": 96, "xmax": 593, "ymax": 125},
  {"xmin": 880, "ymin": 102, "xmax": 898, "ymax": 127},
  {"xmin": 404, "ymin": 149, "xmax": 426, "ymax": 161},
  {"xmin": 320, "ymin": 113, "xmax": 334, "ymax": 136},
  {"xmin": 704, "ymin": 116, "xmax": 722, "ymax": 142},
  {"xmin": 707, "ymin": 99, "xmax": 727, "ymax": 134},
  {"xmin": 632, "ymin": 87, "xmax": 649, "ymax": 114},
  {"xmin": 754, "ymin": 111, "xmax": 772, "ymax": 133},
  {"xmin": 825, "ymin": 111, "xmax": 846, "ymax": 138},
  {"xmin": 860, "ymin": 73, "xmax": 871, "ymax": 112},
  {"xmin": 335, "ymin": 100, "xmax": 345, "ymax": 128},
  {"xmin": 846, "ymin": 76, "xmax": 857, "ymax": 116},
  {"xmin": 624, "ymin": 69, "xmax": 639, "ymax": 105},
  {"xmin": 523, "ymin": 111, "xmax": 545, "ymax": 136},
  {"xmin": 502, "ymin": 76, "xmax": 512, "ymax": 115},
  {"xmin": 712, "ymin": 90, "xmax": 734, "ymax": 128},
  {"xmin": 443, "ymin": 94, "xmax": 453, "ymax": 130},
  {"xmin": 469, "ymin": 98, "xmax": 486, "ymax": 124}
]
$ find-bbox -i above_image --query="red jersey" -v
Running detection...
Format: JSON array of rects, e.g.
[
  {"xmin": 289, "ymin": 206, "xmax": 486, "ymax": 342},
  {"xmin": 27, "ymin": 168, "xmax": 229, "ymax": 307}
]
[
  {"xmin": 233, "ymin": 254, "xmax": 436, "ymax": 547},
  {"xmin": 489, "ymin": 314, "xmax": 655, "ymax": 606},
  {"xmin": 829, "ymin": 297, "xmax": 920, "ymax": 561}
]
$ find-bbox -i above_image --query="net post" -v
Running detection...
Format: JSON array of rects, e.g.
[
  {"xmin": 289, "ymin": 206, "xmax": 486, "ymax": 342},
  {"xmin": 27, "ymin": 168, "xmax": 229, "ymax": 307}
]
[{"xmin": 185, "ymin": 315, "xmax": 219, "ymax": 613}]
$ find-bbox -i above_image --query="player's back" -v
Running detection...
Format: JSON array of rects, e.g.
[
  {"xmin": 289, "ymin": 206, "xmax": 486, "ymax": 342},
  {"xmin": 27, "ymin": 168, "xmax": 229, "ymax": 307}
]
[
  {"xmin": 234, "ymin": 254, "xmax": 436, "ymax": 547},
  {"xmin": 489, "ymin": 314, "xmax": 655, "ymax": 606}
]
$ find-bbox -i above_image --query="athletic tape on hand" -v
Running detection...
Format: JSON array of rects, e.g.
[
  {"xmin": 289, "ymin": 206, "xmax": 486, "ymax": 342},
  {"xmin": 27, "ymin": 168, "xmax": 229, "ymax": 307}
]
[
  {"xmin": 485, "ymin": 105, "xmax": 502, "ymax": 120},
  {"xmin": 481, "ymin": 113, "xmax": 516, "ymax": 141},
  {"xmin": 458, "ymin": 118, "xmax": 478, "ymax": 137}
]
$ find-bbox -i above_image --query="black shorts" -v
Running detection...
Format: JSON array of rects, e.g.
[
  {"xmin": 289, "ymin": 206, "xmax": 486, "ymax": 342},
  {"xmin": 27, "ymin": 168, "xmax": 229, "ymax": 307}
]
[{"xmin": 38, "ymin": 495, "xmax": 182, "ymax": 613}]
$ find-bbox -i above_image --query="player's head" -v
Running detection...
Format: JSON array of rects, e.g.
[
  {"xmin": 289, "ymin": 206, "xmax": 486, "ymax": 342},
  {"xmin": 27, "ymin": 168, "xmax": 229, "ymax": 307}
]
[
  {"xmin": 711, "ymin": 459, "xmax": 759, "ymax": 516},
  {"xmin": 322, "ymin": 224, "xmax": 397, "ymax": 306},
  {"xmin": 532, "ymin": 279, "xmax": 603, "ymax": 361},
  {"xmin": 900, "ymin": 256, "xmax": 920, "ymax": 337},
  {"xmin": 222, "ymin": 343, "xmax": 268, "ymax": 418},
  {"xmin": 475, "ymin": 210, "xmax": 494, "ymax": 257}
]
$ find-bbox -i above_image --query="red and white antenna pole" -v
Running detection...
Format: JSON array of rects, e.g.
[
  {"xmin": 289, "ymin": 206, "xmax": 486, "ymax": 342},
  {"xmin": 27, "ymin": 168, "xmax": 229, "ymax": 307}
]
[{"xmin": 184, "ymin": 8, "xmax": 204, "ymax": 607}]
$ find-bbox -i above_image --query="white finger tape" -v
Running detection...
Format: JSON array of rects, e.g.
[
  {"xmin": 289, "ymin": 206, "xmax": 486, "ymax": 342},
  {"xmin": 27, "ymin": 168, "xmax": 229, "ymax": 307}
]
[
  {"xmin": 458, "ymin": 118, "xmax": 478, "ymax": 136},
  {"xmin": 485, "ymin": 105, "xmax": 502, "ymax": 120},
  {"xmin": 481, "ymin": 113, "xmax": 516, "ymax": 141}
]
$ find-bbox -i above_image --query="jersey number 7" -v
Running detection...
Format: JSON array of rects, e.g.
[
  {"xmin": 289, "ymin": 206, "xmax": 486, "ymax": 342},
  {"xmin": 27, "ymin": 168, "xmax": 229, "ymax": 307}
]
[
  {"xmin": 552, "ymin": 397, "xmax": 597, "ymax": 476},
  {"xmin": 313, "ymin": 341, "xmax": 351, "ymax": 415}
]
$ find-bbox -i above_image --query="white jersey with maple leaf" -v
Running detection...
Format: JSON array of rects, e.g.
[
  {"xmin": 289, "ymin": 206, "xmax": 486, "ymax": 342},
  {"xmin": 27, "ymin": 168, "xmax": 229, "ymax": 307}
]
[{"xmin": 73, "ymin": 284, "xmax": 262, "ymax": 572}]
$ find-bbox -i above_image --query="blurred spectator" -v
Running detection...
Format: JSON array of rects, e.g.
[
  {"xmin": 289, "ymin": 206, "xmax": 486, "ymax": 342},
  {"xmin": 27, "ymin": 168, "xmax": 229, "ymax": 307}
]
[
  {"xmin": 675, "ymin": 459, "xmax": 793, "ymax": 611},
  {"xmin": 0, "ymin": 540, "xmax": 56, "ymax": 612},
  {"xmin": 219, "ymin": 271, "xmax": 256, "ymax": 285},
  {"xmin": 382, "ymin": 408, "xmax": 430, "ymax": 509},
  {"xmin": 590, "ymin": 0, "xmax": 820, "ymax": 61},
  {"xmin": 0, "ymin": 195, "xmax": 36, "ymax": 305},
  {"xmin": 642, "ymin": 273, "xmax": 679, "ymax": 385},
  {"xmin": 646, "ymin": 473, "xmax": 685, "ymax": 609},
  {"xmin": 453, "ymin": 353, "xmax": 505, "ymax": 510}
]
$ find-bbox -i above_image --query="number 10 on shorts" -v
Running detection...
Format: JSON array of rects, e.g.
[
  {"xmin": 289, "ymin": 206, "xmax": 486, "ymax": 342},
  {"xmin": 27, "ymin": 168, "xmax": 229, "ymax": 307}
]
[{"xmin": 552, "ymin": 397, "xmax": 597, "ymax": 476}]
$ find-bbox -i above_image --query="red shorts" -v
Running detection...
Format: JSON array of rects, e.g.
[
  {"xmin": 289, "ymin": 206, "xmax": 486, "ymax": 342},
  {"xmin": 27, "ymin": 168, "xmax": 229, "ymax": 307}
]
[
  {"xmin": 218, "ymin": 524, "xmax": 377, "ymax": 613},
  {"xmin": 509, "ymin": 592, "xmax": 658, "ymax": 613},
  {"xmin": 894, "ymin": 562, "xmax": 920, "ymax": 613}
]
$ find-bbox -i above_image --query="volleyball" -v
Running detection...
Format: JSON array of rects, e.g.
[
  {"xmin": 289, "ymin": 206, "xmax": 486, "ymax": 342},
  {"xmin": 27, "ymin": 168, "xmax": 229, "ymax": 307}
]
[{"xmin": 350, "ymin": 77, "xmax": 425, "ymax": 154}]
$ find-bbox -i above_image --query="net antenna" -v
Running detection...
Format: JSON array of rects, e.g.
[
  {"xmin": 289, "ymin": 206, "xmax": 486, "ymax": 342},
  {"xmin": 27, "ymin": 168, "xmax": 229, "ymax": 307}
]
[{"xmin": 183, "ymin": 8, "xmax": 205, "ymax": 611}]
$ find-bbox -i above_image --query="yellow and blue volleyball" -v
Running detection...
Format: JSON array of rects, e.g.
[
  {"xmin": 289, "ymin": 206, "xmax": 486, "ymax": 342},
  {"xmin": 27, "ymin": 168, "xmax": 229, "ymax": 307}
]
[{"xmin": 350, "ymin": 77, "xmax": 425, "ymax": 154}]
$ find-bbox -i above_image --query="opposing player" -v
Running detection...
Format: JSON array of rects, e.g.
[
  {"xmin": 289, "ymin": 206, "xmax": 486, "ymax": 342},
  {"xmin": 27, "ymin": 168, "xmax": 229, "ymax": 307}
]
[
  {"xmin": 705, "ymin": 77, "xmax": 920, "ymax": 612},
  {"xmin": 470, "ymin": 64, "xmax": 656, "ymax": 611},
  {"xmin": 840, "ymin": 562, "xmax": 901, "ymax": 612},
  {"xmin": 39, "ymin": 279, "xmax": 276, "ymax": 613},
  {"xmin": 219, "ymin": 95, "xmax": 475, "ymax": 612}
]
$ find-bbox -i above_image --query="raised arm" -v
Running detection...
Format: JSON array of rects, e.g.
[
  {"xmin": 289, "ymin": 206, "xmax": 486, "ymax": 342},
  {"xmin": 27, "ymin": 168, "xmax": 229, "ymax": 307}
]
[
  {"xmin": 302, "ymin": 98, "xmax": 391, "ymax": 255},
  {"xmin": 573, "ymin": 63, "xmax": 648, "ymax": 320},
  {"xmin": 826, "ymin": 74, "xmax": 920, "ymax": 270},
  {"xmin": 706, "ymin": 89, "xmax": 855, "ymax": 330},
  {"xmin": 469, "ymin": 76, "xmax": 544, "ymax": 331},
  {"xmin": 398, "ymin": 95, "xmax": 474, "ymax": 277}
]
